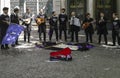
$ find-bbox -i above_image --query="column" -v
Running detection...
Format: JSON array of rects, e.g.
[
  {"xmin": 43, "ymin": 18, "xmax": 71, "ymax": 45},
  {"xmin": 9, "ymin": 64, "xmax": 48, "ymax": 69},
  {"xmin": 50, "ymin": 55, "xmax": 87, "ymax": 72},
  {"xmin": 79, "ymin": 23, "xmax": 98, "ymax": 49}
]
[
  {"xmin": 24, "ymin": 0, "xmax": 26, "ymax": 13},
  {"xmin": 87, "ymin": 0, "xmax": 94, "ymax": 17},
  {"xmin": 117, "ymin": 0, "xmax": 120, "ymax": 17},
  {"xmin": 37, "ymin": 0, "xmax": 39, "ymax": 14},
  {"xmin": 53, "ymin": 0, "xmax": 61, "ymax": 14},
  {"xmin": 0, "ymin": 0, "xmax": 10, "ymax": 15},
  {"xmin": 61, "ymin": 0, "xmax": 65, "ymax": 8}
]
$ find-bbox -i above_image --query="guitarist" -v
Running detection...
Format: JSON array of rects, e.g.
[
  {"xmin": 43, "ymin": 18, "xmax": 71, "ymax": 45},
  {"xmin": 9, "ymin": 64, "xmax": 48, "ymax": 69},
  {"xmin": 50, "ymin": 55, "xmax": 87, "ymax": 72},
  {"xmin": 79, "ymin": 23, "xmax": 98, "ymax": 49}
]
[
  {"xmin": 83, "ymin": 13, "xmax": 94, "ymax": 43},
  {"xmin": 22, "ymin": 8, "xmax": 32, "ymax": 43},
  {"xmin": 36, "ymin": 9, "xmax": 47, "ymax": 42}
]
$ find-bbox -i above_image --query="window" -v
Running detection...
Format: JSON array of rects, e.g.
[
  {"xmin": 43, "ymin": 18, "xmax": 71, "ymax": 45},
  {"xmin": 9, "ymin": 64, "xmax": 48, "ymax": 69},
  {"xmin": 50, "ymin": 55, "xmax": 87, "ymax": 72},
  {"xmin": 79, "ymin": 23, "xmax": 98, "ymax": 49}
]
[
  {"xmin": 68, "ymin": 0, "xmax": 86, "ymax": 19},
  {"xmin": 95, "ymin": 0, "xmax": 117, "ymax": 21}
]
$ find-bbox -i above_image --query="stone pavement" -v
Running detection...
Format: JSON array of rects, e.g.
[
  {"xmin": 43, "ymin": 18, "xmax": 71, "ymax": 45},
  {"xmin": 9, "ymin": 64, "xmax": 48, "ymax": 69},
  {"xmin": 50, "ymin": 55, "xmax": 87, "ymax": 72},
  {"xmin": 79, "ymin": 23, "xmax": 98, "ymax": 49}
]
[{"xmin": 0, "ymin": 26, "xmax": 120, "ymax": 78}]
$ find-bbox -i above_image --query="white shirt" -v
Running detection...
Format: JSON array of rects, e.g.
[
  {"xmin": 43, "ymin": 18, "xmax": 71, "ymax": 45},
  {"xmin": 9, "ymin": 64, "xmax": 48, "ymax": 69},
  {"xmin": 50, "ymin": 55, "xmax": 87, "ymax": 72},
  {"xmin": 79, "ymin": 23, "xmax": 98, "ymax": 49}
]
[{"xmin": 70, "ymin": 16, "xmax": 81, "ymax": 27}]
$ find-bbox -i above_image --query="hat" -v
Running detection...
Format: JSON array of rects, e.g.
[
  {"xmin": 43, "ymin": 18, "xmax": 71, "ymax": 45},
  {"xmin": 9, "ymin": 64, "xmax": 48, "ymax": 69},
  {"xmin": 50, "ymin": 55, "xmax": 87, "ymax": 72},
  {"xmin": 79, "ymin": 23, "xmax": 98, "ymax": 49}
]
[
  {"xmin": 14, "ymin": 6, "xmax": 20, "ymax": 9},
  {"xmin": 3, "ymin": 7, "xmax": 9, "ymax": 11}
]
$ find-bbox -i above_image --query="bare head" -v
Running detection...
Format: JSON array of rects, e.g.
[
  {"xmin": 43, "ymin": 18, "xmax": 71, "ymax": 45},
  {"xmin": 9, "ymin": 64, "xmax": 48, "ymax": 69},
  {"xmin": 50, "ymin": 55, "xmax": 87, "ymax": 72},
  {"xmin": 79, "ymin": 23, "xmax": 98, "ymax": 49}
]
[
  {"xmin": 39, "ymin": 9, "xmax": 44, "ymax": 14},
  {"xmin": 86, "ymin": 13, "xmax": 90, "ymax": 18},
  {"xmin": 100, "ymin": 12, "xmax": 104, "ymax": 17},
  {"xmin": 3, "ymin": 7, "xmax": 9, "ymax": 14},
  {"xmin": 61, "ymin": 8, "xmax": 65, "ymax": 13},
  {"xmin": 71, "ymin": 12, "xmax": 75, "ymax": 16},
  {"xmin": 112, "ymin": 13, "xmax": 118, "ymax": 19},
  {"xmin": 26, "ymin": 8, "xmax": 30, "ymax": 13},
  {"xmin": 52, "ymin": 11, "xmax": 56, "ymax": 16}
]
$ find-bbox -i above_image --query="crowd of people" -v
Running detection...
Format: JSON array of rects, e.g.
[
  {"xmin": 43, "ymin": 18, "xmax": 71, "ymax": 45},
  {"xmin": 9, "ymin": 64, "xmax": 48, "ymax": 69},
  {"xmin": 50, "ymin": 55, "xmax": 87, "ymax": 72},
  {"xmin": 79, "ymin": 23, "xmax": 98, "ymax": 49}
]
[{"xmin": 0, "ymin": 7, "xmax": 120, "ymax": 50}]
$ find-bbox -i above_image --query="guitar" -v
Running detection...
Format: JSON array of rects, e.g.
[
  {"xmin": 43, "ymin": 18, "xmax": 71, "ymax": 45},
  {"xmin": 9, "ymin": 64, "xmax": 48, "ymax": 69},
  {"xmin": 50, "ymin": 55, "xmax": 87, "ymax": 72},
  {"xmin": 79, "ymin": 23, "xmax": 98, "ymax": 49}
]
[
  {"xmin": 22, "ymin": 18, "xmax": 31, "ymax": 25},
  {"xmin": 82, "ymin": 20, "xmax": 96, "ymax": 29},
  {"xmin": 82, "ymin": 22, "xmax": 90, "ymax": 29},
  {"xmin": 36, "ymin": 18, "xmax": 45, "ymax": 25}
]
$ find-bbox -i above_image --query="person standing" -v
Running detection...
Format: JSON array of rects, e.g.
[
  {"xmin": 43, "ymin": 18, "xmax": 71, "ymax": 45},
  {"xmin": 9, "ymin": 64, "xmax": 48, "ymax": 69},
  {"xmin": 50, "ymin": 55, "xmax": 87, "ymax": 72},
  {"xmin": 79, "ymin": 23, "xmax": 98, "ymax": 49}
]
[
  {"xmin": 36, "ymin": 9, "xmax": 47, "ymax": 42},
  {"xmin": 0, "ymin": 7, "xmax": 10, "ymax": 49},
  {"xmin": 70, "ymin": 12, "xmax": 81, "ymax": 42},
  {"xmin": 112, "ymin": 13, "xmax": 120, "ymax": 46},
  {"xmin": 83, "ymin": 13, "xmax": 94, "ymax": 43},
  {"xmin": 10, "ymin": 7, "xmax": 20, "ymax": 46},
  {"xmin": 59, "ymin": 8, "xmax": 68, "ymax": 42},
  {"xmin": 22, "ymin": 8, "xmax": 32, "ymax": 43},
  {"xmin": 97, "ymin": 12, "xmax": 108, "ymax": 45},
  {"xmin": 49, "ymin": 11, "xmax": 58, "ymax": 42}
]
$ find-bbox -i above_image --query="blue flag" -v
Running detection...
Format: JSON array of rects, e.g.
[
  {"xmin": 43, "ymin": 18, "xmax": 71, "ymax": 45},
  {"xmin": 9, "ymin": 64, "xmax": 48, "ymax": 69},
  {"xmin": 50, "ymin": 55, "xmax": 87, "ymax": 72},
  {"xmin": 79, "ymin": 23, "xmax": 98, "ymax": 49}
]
[{"xmin": 2, "ymin": 23, "xmax": 24, "ymax": 44}]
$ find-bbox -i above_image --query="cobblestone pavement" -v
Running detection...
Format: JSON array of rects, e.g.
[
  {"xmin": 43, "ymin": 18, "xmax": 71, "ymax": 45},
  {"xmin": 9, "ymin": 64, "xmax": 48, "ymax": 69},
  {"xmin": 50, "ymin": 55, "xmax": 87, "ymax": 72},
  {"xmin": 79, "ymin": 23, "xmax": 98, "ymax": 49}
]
[{"xmin": 0, "ymin": 26, "xmax": 120, "ymax": 78}]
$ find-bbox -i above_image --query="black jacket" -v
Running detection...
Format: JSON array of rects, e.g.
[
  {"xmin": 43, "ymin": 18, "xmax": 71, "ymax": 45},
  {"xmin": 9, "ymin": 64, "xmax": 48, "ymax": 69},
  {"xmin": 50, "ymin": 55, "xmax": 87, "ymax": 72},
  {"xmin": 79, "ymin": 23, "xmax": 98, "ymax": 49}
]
[
  {"xmin": 112, "ymin": 18, "xmax": 120, "ymax": 32},
  {"xmin": 0, "ymin": 14, "xmax": 10, "ymax": 31},
  {"xmin": 49, "ymin": 16, "xmax": 58, "ymax": 29},
  {"xmin": 0, "ymin": 14, "xmax": 10, "ymax": 43},
  {"xmin": 36, "ymin": 13, "xmax": 47, "ymax": 26},
  {"xmin": 10, "ymin": 13, "xmax": 19, "ymax": 24},
  {"xmin": 97, "ymin": 17, "xmax": 108, "ymax": 35},
  {"xmin": 59, "ymin": 13, "xmax": 68, "ymax": 30},
  {"xmin": 83, "ymin": 18, "xmax": 94, "ymax": 34}
]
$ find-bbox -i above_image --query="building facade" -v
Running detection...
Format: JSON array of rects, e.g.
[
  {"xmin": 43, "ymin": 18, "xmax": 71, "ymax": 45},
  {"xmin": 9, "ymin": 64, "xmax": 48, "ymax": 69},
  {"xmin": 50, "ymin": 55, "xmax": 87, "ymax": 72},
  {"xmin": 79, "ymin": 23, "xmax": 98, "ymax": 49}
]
[
  {"xmin": 67, "ymin": 0, "xmax": 120, "ymax": 20},
  {"xmin": 12, "ymin": 0, "xmax": 48, "ymax": 15}
]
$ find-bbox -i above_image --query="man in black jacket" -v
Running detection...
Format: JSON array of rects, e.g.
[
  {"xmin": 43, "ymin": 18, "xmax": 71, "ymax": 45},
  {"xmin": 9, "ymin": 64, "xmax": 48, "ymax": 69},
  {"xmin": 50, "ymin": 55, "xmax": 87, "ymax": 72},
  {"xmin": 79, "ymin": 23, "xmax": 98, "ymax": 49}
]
[
  {"xmin": 59, "ymin": 8, "xmax": 68, "ymax": 42},
  {"xmin": 83, "ymin": 13, "xmax": 94, "ymax": 43},
  {"xmin": 112, "ymin": 13, "xmax": 120, "ymax": 46},
  {"xmin": 49, "ymin": 11, "xmax": 58, "ymax": 42},
  {"xmin": 36, "ymin": 9, "xmax": 47, "ymax": 42},
  {"xmin": 97, "ymin": 12, "xmax": 108, "ymax": 45},
  {"xmin": 10, "ymin": 7, "xmax": 20, "ymax": 46},
  {"xmin": 0, "ymin": 7, "xmax": 10, "ymax": 49}
]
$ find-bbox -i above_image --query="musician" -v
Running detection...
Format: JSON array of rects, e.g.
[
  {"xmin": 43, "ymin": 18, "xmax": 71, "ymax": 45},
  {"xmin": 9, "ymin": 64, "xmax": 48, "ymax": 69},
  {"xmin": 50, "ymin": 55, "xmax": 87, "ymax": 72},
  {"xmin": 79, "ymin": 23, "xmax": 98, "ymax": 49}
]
[
  {"xmin": 0, "ymin": 7, "xmax": 10, "ymax": 49},
  {"xmin": 22, "ymin": 8, "xmax": 32, "ymax": 43},
  {"xmin": 70, "ymin": 12, "xmax": 81, "ymax": 42},
  {"xmin": 49, "ymin": 11, "xmax": 58, "ymax": 42},
  {"xmin": 83, "ymin": 13, "xmax": 94, "ymax": 43},
  {"xmin": 59, "ymin": 8, "xmax": 68, "ymax": 42},
  {"xmin": 10, "ymin": 7, "xmax": 20, "ymax": 46},
  {"xmin": 97, "ymin": 12, "xmax": 108, "ymax": 45},
  {"xmin": 112, "ymin": 13, "xmax": 120, "ymax": 46},
  {"xmin": 36, "ymin": 9, "xmax": 47, "ymax": 42}
]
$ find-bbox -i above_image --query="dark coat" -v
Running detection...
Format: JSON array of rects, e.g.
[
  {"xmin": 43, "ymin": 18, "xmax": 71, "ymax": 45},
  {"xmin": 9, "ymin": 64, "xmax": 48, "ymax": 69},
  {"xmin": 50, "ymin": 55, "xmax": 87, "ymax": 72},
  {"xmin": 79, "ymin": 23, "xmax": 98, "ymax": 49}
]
[
  {"xmin": 0, "ymin": 14, "xmax": 10, "ymax": 44},
  {"xmin": 49, "ymin": 16, "xmax": 58, "ymax": 29},
  {"xmin": 97, "ymin": 17, "xmax": 108, "ymax": 35},
  {"xmin": 112, "ymin": 18, "xmax": 120, "ymax": 33},
  {"xmin": 59, "ymin": 13, "xmax": 68, "ymax": 30},
  {"xmin": 10, "ymin": 13, "xmax": 19, "ymax": 24},
  {"xmin": 83, "ymin": 18, "xmax": 94, "ymax": 34},
  {"xmin": 36, "ymin": 13, "xmax": 47, "ymax": 33}
]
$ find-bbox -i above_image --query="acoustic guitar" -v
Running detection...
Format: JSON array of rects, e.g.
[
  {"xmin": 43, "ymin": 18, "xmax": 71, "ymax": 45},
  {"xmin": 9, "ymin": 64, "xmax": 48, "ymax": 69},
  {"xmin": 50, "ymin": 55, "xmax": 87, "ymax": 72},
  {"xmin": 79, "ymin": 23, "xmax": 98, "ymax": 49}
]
[
  {"xmin": 82, "ymin": 22, "xmax": 90, "ymax": 29},
  {"xmin": 22, "ymin": 18, "xmax": 31, "ymax": 25},
  {"xmin": 36, "ymin": 18, "xmax": 45, "ymax": 25}
]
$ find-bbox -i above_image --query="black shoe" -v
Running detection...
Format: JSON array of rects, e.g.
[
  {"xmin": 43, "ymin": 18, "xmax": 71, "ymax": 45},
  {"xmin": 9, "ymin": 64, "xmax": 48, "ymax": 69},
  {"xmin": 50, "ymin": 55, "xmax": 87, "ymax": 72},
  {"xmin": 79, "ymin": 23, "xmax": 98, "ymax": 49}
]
[
  {"xmin": 16, "ymin": 43, "xmax": 20, "ymax": 45},
  {"xmin": 5, "ymin": 46, "xmax": 9, "ymax": 49},
  {"xmin": 12, "ymin": 44, "xmax": 16, "ymax": 47},
  {"xmin": 105, "ymin": 43, "xmax": 108, "ymax": 45},
  {"xmin": 112, "ymin": 44, "xmax": 116, "ymax": 46},
  {"xmin": 1, "ymin": 45, "xmax": 5, "ymax": 49}
]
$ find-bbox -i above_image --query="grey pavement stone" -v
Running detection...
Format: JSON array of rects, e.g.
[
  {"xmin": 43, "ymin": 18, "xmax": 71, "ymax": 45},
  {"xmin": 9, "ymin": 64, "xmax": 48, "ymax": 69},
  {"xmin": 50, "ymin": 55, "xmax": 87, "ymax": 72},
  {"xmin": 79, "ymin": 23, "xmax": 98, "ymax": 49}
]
[{"xmin": 0, "ymin": 27, "xmax": 120, "ymax": 78}]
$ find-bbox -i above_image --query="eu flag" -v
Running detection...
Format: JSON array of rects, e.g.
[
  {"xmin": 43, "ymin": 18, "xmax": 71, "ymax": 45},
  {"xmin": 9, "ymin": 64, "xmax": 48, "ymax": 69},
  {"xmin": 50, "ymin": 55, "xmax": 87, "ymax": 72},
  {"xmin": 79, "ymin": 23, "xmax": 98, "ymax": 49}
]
[{"xmin": 2, "ymin": 23, "xmax": 24, "ymax": 45}]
